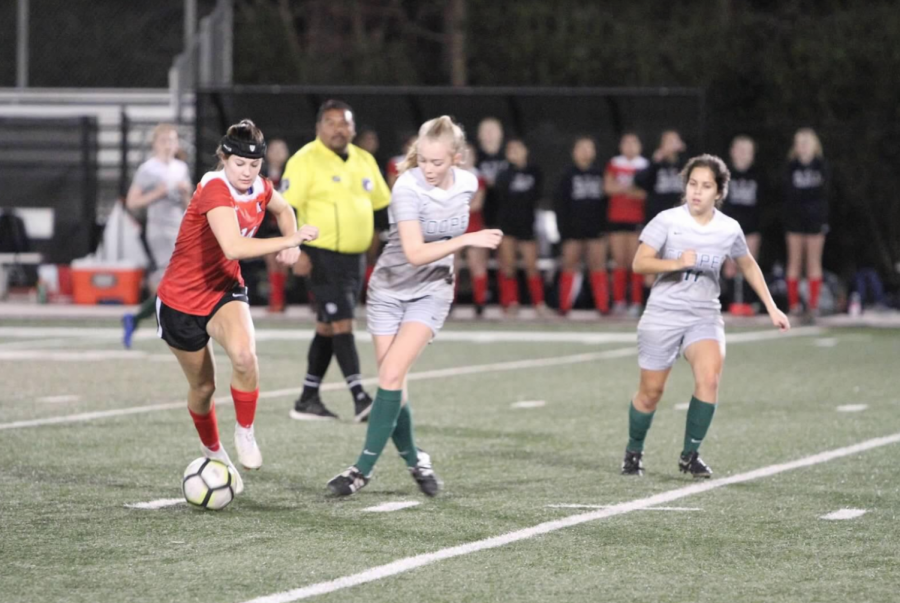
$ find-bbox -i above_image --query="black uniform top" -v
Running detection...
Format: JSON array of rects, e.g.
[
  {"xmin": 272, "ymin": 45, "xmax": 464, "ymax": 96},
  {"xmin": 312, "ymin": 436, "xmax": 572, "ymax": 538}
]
[
  {"xmin": 476, "ymin": 149, "xmax": 509, "ymax": 228},
  {"xmin": 634, "ymin": 157, "xmax": 685, "ymax": 221},
  {"xmin": 722, "ymin": 164, "xmax": 763, "ymax": 234},
  {"xmin": 495, "ymin": 164, "xmax": 543, "ymax": 236},
  {"xmin": 785, "ymin": 157, "xmax": 828, "ymax": 208},
  {"xmin": 555, "ymin": 164, "xmax": 606, "ymax": 233}
]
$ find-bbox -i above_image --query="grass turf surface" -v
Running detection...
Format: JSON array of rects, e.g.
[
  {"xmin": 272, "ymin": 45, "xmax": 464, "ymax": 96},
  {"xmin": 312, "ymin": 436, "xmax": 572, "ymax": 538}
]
[{"xmin": 1, "ymin": 319, "xmax": 898, "ymax": 603}]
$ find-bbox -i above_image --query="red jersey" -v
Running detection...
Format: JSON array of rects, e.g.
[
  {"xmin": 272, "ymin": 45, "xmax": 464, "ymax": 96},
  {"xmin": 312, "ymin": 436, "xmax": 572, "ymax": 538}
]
[
  {"xmin": 605, "ymin": 155, "xmax": 649, "ymax": 224},
  {"xmin": 158, "ymin": 171, "xmax": 273, "ymax": 315}
]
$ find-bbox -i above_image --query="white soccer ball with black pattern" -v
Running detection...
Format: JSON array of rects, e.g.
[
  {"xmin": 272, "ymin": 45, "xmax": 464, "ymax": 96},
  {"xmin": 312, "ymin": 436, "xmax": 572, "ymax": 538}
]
[{"xmin": 182, "ymin": 457, "xmax": 236, "ymax": 510}]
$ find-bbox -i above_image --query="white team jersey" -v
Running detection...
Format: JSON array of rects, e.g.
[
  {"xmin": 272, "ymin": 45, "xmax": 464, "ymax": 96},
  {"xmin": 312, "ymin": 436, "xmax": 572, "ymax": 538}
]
[
  {"xmin": 639, "ymin": 204, "xmax": 748, "ymax": 326},
  {"xmin": 132, "ymin": 157, "xmax": 191, "ymax": 237},
  {"xmin": 369, "ymin": 167, "xmax": 477, "ymax": 300}
]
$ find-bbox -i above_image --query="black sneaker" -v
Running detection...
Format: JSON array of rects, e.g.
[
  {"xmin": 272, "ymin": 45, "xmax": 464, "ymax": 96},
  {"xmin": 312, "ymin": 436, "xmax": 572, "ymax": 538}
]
[
  {"xmin": 409, "ymin": 449, "xmax": 442, "ymax": 497},
  {"xmin": 353, "ymin": 392, "xmax": 373, "ymax": 423},
  {"xmin": 327, "ymin": 465, "xmax": 370, "ymax": 496},
  {"xmin": 679, "ymin": 451, "xmax": 713, "ymax": 478},
  {"xmin": 621, "ymin": 449, "xmax": 645, "ymax": 476},
  {"xmin": 290, "ymin": 394, "xmax": 339, "ymax": 421}
]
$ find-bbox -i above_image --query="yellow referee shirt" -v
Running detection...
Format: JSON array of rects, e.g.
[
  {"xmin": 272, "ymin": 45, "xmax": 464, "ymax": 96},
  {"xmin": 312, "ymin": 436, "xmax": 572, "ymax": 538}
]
[{"xmin": 282, "ymin": 138, "xmax": 391, "ymax": 254}]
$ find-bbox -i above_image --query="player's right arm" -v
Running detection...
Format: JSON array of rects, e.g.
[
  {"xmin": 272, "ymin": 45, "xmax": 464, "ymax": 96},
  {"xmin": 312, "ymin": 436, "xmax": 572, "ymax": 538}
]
[
  {"xmin": 632, "ymin": 243, "xmax": 695, "ymax": 275},
  {"xmin": 398, "ymin": 221, "xmax": 502, "ymax": 267},
  {"xmin": 206, "ymin": 207, "xmax": 317, "ymax": 261}
]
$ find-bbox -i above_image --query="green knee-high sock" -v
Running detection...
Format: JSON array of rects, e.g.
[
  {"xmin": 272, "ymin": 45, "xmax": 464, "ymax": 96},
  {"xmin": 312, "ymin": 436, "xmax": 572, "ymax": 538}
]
[
  {"xmin": 392, "ymin": 403, "xmax": 418, "ymax": 467},
  {"xmin": 355, "ymin": 388, "xmax": 403, "ymax": 475},
  {"xmin": 627, "ymin": 401, "xmax": 655, "ymax": 452},
  {"xmin": 683, "ymin": 396, "xmax": 717, "ymax": 455},
  {"xmin": 133, "ymin": 296, "xmax": 157, "ymax": 323}
]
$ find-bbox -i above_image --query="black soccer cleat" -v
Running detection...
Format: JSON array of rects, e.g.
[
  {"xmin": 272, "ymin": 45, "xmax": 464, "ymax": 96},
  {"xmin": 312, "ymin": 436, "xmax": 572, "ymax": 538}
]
[
  {"xmin": 290, "ymin": 394, "xmax": 339, "ymax": 421},
  {"xmin": 621, "ymin": 449, "xmax": 645, "ymax": 476},
  {"xmin": 409, "ymin": 449, "xmax": 442, "ymax": 497},
  {"xmin": 679, "ymin": 451, "xmax": 713, "ymax": 478},
  {"xmin": 353, "ymin": 392, "xmax": 373, "ymax": 423},
  {"xmin": 327, "ymin": 465, "xmax": 370, "ymax": 496}
]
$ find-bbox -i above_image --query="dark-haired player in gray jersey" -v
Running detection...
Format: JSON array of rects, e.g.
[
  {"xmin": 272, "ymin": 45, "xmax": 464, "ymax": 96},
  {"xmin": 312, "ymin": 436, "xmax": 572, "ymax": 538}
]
[
  {"xmin": 328, "ymin": 116, "xmax": 503, "ymax": 497},
  {"xmin": 621, "ymin": 154, "xmax": 790, "ymax": 479}
]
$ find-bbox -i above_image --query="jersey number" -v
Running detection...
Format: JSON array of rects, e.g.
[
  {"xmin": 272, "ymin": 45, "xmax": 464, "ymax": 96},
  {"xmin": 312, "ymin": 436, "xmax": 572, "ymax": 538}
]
[
  {"xmin": 683, "ymin": 270, "xmax": 702, "ymax": 282},
  {"xmin": 240, "ymin": 226, "xmax": 258, "ymax": 238}
]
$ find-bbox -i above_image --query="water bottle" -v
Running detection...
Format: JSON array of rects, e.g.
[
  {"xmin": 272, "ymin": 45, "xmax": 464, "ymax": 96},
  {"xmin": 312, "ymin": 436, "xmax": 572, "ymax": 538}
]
[{"xmin": 848, "ymin": 292, "xmax": 861, "ymax": 316}]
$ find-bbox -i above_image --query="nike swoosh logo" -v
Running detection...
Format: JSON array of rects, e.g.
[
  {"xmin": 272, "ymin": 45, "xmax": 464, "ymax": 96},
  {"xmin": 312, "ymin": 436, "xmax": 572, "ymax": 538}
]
[
  {"xmin": 362, "ymin": 450, "xmax": 377, "ymax": 456},
  {"xmin": 232, "ymin": 293, "xmax": 244, "ymax": 297},
  {"xmin": 690, "ymin": 438, "xmax": 702, "ymax": 444}
]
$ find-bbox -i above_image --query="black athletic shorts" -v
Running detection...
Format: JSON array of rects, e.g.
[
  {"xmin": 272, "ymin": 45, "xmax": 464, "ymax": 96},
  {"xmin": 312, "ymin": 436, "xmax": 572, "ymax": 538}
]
[
  {"xmin": 784, "ymin": 204, "xmax": 829, "ymax": 235},
  {"xmin": 156, "ymin": 285, "xmax": 249, "ymax": 352},
  {"xmin": 607, "ymin": 221, "xmax": 642, "ymax": 234},
  {"xmin": 498, "ymin": 214, "xmax": 535, "ymax": 241},
  {"xmin": 304, "ymin": 245, "xmax": 365, "ymax": 322},
  {"xmin": 559, "ymin": 213, "xmax": 605, "ymax": 241}
]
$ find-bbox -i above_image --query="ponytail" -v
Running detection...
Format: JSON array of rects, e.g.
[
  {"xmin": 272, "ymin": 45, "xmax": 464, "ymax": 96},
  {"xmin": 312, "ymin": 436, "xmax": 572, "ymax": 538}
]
[{"xmin": 398, "ymin": 115, "xmax": 467, "ymax": 174}]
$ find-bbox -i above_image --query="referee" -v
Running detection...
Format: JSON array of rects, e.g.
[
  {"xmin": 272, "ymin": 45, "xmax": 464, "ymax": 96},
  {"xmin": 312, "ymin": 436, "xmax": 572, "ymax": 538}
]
[{"xmin": 282, "ymin": 100, "xmax": 391, "ymax": 421}]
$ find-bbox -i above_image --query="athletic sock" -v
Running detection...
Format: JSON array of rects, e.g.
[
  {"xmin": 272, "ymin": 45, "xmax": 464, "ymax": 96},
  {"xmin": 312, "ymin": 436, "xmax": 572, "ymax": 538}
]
[
  {"xmin": 472, "ymin": 274, "xmax": 488, "ymax": 306},
  {"xmin": 612, "ymin": 268, "xmax": 627, "ymax": 305},
  {"xmin": 231, "ymin": 386, "xmax": 259, "ymax": 428},
  {"xmin": 630, "ymin": 272, "xmax": 644, "ymax": 305},
  {"xmin": 558, "ymin": 270, "xmax": 576, "ymax": 313},
  {"xmin": 189, "ymin": 402, "xmax": 221, "ymax": 451},
  {"xmin": 301, "ymin": 333, "xmax": 333, "ymax": 400},
  {"xmin": 133, "ymin": 296, "xmax": 156, "ymax": 323},
  {"xmin": 499, "ymin": 273, "xmax": 519, "ymax": 307},
  {"xmin": 590, "ymin": 270, "xmax": 610, "ymax": 313},
  {"xmin": 683, "ymin": 396, "xmax": 717, "ymax": 455},
  {"xmin": 355, "ymin": 388, "xmax": 403, "ymax": 475},
  {"xmin": 627, "ymin": 401, "xmax": 655, "ymax": 452},
  {"xmin": 527, "ymin": 275, "xmax": 545, "ymax": 306},
  {"xmin": 787, "ymin": 278, "xmax": 800, "ymax": 311},
  {"xmin": 392, "ymin": 403, "xmax": 418, "ymax": 467},
  {"xmin": 268, "ymin": 270, "xmax": 286, "ymax": 311},
  {"xmin": 333, "ymin": 333, "xmax": 366, "ymax": 402},
  {"xmin": 809, "ymin": 278, "xmax": 822, "ymax": 310}
]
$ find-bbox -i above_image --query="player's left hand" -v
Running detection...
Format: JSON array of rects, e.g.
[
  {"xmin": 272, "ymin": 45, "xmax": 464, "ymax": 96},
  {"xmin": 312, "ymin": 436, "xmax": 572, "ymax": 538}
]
[
  {"xmin": 297, "ymin": 224, "xmax": 319, "ymax": 243},
  {"xmin": 770, "ymin": 308, "xmax": 791, "ymax": 332},
  {"xmin": 276, "ymin": 246, "xmax": 301, "ymax": 267}
]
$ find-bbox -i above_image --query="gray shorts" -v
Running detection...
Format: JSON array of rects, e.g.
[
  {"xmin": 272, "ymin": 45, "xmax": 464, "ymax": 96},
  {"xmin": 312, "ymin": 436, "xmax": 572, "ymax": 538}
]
[
  {"xmin": 637, "ymin": 318, "xmax": 726, "ymax": 371},
  {"xmin": 366, "ymin": 289, "xmax": 453, "ymax": 337}
]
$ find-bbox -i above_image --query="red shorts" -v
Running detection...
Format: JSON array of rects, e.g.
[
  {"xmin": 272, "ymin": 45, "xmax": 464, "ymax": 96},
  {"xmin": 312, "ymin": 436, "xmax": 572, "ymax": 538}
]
[{"xmin": 466, "ymin": 210, "xmax": 484, "ymax": 233}]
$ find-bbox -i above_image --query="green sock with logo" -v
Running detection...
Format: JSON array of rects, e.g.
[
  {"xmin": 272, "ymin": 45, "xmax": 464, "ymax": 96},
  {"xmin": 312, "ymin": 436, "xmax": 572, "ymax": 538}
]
[
  {"xmin": 355, "ymin": 388, "xmax": 402, "ymax": 475},
  {"xmin": 683, "ymin": 396, "xmax": 716, "ymax": 455}
]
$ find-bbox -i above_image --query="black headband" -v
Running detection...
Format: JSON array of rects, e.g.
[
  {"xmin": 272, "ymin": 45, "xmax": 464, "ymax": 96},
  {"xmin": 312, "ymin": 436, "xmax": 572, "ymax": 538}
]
[{"xmin": 220, "ymin": 136, "xmax": 267, "ymax": 159}]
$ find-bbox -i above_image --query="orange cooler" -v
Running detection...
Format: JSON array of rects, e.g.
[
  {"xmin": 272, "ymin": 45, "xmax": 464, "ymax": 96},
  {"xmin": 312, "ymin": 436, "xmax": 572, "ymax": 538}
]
[{"xmin": 71, "ymin": 265, "xmax": 144, "ymax": 305}]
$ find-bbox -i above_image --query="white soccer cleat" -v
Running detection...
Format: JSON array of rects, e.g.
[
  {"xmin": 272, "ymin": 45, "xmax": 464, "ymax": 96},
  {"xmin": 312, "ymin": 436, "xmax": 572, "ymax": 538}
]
[
  {"xmin": 202, "ymin": 444, "xmax": 244, "ymax": 494},
  {"xmin": 234, "ymin": 424, "xmax": 263, "ymax": 470}
]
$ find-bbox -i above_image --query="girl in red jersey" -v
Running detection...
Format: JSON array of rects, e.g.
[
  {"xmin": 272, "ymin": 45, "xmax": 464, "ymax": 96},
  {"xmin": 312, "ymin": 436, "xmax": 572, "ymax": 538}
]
[
  {"xmin": 605, "ymin": 132, "xmax": 649, "ymax": 316},
  {"xmin": 156, "ymin": 120, "xmax": 318, "ymax": 492}
]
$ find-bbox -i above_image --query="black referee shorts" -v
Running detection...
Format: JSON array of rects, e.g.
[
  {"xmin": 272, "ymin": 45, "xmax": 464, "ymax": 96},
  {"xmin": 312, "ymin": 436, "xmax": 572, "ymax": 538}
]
[
  {"xmin": 156, "ymin": 285, "xmax": 249, "ymax": 352},
  {"xmin": 304, "ymin": 245, "xmax": 365, "ymax": 323}
]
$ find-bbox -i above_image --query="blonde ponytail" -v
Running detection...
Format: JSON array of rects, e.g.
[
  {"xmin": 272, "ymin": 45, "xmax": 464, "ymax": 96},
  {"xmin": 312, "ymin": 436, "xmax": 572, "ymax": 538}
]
[{"xmin": 398, "ymin": 115, "xmax": 467, "ymax": 174}]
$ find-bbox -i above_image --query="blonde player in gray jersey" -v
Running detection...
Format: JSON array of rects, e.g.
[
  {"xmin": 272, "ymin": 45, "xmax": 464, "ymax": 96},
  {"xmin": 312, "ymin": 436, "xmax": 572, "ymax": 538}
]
[
  {"xmin": 328, "ymin": 116, "xmax": 503, "ymax": 497},
  {"xmin": 621, "ymin": 154, "xmax": 790, "ymax": 479}
]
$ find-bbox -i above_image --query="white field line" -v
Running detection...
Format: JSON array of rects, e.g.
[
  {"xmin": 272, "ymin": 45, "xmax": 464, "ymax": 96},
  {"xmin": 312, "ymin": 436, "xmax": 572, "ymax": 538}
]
[
  {"xmin": 813, "ymin": 337, "xmax": 839, "ymax": 348},
  {"xmin": 820, "ymin": 508, "xmax": 867, "ymax": 520},
  {"xmin": 836, "ymin": 404, "xmax": 868, "ymax": 413},
  {"xmin": 240, "ymin": 431, "xmax": 900, "ymax": 603},
  {"xmin": 546, "ymin": 504, "xmax": 700, "ymax": 511},
  {"xmin": 0, "ymin": 327, "xmax": 820, "ymax": 431},
  {"xmin": 361, "ymin": 501, "xmax": 421, "ymax": 513},
  {"xmin": 511, "ymin": 400, "xmax": 546, "ymax": 409},
  {"xmin": 37, "ymin": 395, "xmax": 81, "ymax": 404},
  {"xmin": 124, "ymin": 498, "xmax": 184, "ymax": 510}
]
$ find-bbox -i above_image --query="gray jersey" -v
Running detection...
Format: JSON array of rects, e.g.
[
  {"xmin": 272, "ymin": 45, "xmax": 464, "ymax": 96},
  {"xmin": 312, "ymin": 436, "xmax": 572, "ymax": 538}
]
[
  {"xmin": 639, "ymin": 205, "xmax": 748, "ymax": 327},
  {"xmin": 369, "ymin": 166, "xmax": 477, "ymax": 300},
  {"xmin": 132, "ymin": 157, "xmax": 191, "ymax": 239}
]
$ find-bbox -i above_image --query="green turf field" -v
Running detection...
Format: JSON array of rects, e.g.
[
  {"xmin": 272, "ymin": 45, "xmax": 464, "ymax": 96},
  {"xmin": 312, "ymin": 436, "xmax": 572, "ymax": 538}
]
[{"xmin": 1, "ymin": 318, "xmax": 898, "ymax": 603}]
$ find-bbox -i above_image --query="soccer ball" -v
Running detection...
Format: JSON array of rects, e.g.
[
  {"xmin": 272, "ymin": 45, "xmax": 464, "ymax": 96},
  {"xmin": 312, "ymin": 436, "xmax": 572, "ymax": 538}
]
[{"xmin": 182, "ymin": 457, "xmax": 236, "ymax": 510}]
